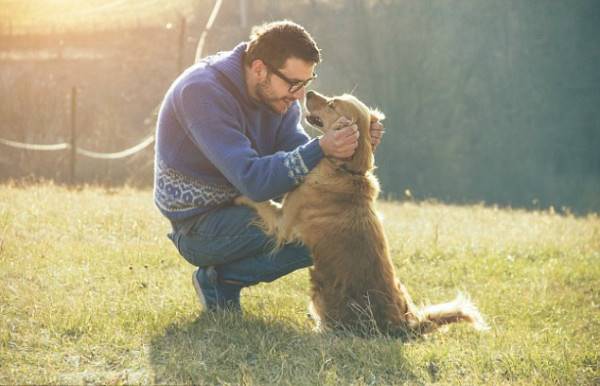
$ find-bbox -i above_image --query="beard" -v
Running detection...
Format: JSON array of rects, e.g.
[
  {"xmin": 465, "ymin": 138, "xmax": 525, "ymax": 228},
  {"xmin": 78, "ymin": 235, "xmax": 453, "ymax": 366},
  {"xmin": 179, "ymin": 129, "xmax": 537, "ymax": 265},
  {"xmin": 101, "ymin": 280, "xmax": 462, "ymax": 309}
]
[{"xmin": 256, "ymin": 79, "xmax": 295, "ymax": 114}]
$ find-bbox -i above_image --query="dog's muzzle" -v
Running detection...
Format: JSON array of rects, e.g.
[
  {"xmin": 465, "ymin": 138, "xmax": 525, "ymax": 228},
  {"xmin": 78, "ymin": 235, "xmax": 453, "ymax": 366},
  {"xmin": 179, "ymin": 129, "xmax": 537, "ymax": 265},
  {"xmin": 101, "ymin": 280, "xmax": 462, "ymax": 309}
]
[{"xmin": 306, "ymin": 115, "xmax": 324, "ymax": 128}]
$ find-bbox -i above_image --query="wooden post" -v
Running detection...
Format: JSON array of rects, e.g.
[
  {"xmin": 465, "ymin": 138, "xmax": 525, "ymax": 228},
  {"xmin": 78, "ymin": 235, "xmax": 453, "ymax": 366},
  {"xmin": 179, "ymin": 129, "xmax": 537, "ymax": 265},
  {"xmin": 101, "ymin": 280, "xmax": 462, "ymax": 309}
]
[
  {"xmin": 69, "ymin": 87, "xmax": 77, "ymax": 184},
  {"xmin": 177, "ymin": 15, "xmax": 187, "ymax": 74},
  {"xmin": 240, "ymin": 0, "xmax": 247, "ymax": 28}
]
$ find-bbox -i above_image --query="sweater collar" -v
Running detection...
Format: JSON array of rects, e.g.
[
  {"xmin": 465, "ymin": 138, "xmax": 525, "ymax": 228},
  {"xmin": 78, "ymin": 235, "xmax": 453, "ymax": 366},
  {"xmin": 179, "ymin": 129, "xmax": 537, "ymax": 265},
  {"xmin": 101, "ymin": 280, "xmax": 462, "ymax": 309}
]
[{"xmin": 209, "ymin": 42, "xmax": 260, "ymax": 109}]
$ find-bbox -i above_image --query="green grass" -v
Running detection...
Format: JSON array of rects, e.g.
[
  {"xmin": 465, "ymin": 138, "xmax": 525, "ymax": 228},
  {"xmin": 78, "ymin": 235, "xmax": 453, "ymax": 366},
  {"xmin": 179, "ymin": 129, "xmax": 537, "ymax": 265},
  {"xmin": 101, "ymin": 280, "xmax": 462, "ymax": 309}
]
[{"xmin": 1, "ymin": 183, "xmax": 599, "ymax": 385}]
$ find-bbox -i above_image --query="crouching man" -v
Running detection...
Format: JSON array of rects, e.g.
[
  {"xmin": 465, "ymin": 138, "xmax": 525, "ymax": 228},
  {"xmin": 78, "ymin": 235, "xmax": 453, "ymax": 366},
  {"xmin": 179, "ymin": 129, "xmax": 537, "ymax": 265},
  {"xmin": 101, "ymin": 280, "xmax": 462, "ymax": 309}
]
[{"xmin": 154, "ymin": 20, "xmax": 384, "ymax": 312}]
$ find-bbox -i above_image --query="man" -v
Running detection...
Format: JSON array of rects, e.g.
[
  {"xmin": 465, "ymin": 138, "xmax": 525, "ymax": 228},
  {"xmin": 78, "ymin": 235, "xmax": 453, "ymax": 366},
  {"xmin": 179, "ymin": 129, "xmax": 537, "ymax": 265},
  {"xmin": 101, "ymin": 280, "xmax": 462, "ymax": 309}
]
[{"xmin": 154, "ymin": 20, "xmax": 384, "ymax": 312}]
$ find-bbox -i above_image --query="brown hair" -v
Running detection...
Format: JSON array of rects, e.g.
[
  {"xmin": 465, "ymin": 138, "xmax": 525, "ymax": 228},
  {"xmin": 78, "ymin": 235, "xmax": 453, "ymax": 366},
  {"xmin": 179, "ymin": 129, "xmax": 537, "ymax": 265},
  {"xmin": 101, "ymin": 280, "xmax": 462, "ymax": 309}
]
[{"xmin": 244, "ymin": 20, "xmax": 321, "ymax": 69}]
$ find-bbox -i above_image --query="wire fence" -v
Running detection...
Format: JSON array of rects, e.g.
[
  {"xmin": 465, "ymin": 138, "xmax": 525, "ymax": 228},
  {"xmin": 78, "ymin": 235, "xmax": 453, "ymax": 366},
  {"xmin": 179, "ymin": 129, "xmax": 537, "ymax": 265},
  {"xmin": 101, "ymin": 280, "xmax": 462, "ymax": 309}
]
[
  {"xmin": 0, "ymin": 0, "xmax": 225, "ymax": 183},
  {"xmin": 0, "ymin": 134, "xmax": 155, "ymax": 159},
  {"xmin": 0, "ymin": 86, "xmax": 156, "ymax": 183}
]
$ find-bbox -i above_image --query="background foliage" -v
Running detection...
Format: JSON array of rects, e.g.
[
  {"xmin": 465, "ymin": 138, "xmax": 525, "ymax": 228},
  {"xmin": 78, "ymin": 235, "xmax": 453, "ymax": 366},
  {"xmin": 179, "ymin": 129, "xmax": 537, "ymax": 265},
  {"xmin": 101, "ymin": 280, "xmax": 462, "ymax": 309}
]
[{"xmin": 1, "ymin": 0, "xmax": 599, "ymax": 213}]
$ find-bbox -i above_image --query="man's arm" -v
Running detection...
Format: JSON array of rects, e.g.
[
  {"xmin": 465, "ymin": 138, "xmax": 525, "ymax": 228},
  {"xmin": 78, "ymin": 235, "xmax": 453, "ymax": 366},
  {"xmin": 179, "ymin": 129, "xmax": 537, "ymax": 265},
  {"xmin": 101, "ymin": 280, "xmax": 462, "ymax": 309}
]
[{"xmin": 173, "ymin": 82, "xmax": 322, "ymax": 202}]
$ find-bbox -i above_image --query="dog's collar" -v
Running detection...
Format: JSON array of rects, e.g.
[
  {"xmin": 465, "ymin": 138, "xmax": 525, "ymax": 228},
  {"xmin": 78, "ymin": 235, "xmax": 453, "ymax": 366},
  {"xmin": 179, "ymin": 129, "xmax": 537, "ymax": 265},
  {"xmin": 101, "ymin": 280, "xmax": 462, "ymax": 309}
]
[{"xmin": 325, "ymin": 157, "xmax": 364, "ymax": 176}]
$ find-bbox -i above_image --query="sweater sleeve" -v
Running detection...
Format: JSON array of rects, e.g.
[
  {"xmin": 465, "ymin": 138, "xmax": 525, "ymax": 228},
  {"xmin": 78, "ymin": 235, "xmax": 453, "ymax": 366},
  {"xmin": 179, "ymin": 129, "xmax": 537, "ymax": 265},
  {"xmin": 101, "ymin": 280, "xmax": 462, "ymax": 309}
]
[{"xmin": 172, "ymin": 81, "xmax": 323, "ymax": 202}]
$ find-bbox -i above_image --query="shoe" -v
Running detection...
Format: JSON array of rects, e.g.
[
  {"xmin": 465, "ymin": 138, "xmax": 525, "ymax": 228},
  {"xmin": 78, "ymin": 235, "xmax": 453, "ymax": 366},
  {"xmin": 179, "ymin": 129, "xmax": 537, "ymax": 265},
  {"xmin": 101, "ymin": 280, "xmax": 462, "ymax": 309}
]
[{"xmin": 192, "ymin": 267, "xmax": 242, "ymax": 312}]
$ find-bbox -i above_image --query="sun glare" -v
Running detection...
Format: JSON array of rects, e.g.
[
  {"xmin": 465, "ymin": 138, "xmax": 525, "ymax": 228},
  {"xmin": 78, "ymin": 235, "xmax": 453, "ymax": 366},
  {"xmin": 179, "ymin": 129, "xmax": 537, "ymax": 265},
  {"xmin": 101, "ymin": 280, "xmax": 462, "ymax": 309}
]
[{"xmin": 1, "ymin": 0, "xmax": 196, "ymax": 31}]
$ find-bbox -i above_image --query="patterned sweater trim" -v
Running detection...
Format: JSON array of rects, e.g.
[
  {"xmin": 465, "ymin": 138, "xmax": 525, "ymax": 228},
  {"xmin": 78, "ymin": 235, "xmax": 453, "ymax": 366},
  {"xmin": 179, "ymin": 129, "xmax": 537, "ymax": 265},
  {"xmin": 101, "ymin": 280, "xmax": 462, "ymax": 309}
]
[
  {"xmin": 283, "ymin": 147, "xmax": 310, "ymax": 185},
  {"xmin": 154, "ymin": 160, "xmax": 238, "ymax": 213}
]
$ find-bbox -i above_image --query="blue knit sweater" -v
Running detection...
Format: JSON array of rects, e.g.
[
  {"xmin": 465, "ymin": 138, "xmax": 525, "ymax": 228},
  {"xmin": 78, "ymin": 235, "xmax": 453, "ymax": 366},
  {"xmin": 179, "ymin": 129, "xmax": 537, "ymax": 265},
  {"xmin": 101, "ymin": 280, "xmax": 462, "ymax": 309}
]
[{"xmin": 154, "ymin": 43, "xmax": 324, "ymax": 222}]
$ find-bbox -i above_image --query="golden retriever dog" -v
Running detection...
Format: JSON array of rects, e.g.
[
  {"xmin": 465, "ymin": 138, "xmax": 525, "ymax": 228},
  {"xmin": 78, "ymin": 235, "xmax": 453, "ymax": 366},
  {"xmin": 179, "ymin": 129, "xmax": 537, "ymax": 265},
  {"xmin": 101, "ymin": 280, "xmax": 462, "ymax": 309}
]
[{"xmin": 235, "ymin": 90, "xmax": 488, "ymax": 338}]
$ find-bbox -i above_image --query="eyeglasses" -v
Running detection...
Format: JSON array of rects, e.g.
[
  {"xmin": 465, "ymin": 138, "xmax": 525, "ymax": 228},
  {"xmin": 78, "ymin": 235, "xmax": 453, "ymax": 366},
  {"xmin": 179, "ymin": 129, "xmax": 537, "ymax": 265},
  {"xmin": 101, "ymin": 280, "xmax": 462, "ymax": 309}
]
[{"xmin": 264, "ymin": 62, "xmax": 317, "ymax": 94}]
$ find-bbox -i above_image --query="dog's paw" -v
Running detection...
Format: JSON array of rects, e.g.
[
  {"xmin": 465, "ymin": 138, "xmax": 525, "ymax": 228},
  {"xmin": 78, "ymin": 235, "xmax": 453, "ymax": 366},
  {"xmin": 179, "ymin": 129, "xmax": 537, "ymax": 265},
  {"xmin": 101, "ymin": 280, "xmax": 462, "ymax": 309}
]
[{"xmin": 233, "ymin": 195, "xmax": 253, "ymax": 206}]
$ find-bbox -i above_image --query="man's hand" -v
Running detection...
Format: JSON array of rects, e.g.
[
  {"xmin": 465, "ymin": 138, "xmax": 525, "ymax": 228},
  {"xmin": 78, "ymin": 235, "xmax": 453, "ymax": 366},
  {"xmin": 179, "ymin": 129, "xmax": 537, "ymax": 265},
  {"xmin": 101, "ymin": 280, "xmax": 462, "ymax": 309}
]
[
  {"xmin": 319, "ymin": 117, "xmax": 359, "ymax": 158},
  {"xmin": 370, "ymin": 120, "xmax": 385, "ymax": 150}
]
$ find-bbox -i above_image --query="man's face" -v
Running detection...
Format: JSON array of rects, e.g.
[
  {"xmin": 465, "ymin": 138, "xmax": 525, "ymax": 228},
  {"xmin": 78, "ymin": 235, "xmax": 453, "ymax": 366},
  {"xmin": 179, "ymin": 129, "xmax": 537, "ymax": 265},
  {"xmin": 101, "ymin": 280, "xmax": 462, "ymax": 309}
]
[{"xmin": 255, "ymin": 57, "xmax": 316, "ymax": 115}]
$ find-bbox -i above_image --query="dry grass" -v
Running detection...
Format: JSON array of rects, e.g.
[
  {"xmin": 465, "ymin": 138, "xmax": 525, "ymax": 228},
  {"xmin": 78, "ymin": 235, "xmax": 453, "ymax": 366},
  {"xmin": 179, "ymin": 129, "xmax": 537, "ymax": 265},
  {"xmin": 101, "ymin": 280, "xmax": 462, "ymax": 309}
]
[{"xmin": 0, "ymin": 183, "xmax": 599, "ymax": 384}]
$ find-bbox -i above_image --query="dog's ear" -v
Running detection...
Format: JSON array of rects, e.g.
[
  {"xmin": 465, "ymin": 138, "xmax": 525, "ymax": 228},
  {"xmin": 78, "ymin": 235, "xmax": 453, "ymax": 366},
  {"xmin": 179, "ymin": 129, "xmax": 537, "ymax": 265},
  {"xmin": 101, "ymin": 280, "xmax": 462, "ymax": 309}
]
[{"xmin": 370, "ymin": 109, "xmax": 385, "ymax": 123}]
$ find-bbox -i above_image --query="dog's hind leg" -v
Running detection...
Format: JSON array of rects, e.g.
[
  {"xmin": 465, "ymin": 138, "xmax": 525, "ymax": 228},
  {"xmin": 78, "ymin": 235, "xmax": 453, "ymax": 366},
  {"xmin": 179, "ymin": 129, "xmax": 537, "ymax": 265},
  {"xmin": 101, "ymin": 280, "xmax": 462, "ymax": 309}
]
[{"xmin": 307, "ymin": 300, "xmax": 324, "ymax": 332}]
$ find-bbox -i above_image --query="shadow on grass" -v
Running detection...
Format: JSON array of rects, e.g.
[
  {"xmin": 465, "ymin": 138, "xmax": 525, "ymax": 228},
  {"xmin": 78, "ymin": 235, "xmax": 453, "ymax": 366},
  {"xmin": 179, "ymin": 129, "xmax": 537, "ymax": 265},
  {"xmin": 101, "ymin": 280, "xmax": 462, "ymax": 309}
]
[{"xmin": 149, "ymin": 311, "xmax": 417, "ymax": 384}]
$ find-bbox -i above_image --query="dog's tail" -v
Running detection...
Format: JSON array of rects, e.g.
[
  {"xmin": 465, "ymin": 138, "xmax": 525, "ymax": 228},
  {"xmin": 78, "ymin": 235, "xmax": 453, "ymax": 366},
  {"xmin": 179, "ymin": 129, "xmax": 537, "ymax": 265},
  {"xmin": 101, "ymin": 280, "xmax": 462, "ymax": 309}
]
[{"xmin": 415, "ymin": 292, "xmax": 490, "ymax": 333}]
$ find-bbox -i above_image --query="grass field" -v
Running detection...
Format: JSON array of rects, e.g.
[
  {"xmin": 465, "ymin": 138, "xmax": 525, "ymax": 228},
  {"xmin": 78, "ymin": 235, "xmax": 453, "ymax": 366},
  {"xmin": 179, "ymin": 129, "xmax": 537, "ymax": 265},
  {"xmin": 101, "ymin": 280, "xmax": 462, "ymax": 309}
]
[{"xmin": 1, "ymin": 183, "xmax": 599, "ymax": 385}]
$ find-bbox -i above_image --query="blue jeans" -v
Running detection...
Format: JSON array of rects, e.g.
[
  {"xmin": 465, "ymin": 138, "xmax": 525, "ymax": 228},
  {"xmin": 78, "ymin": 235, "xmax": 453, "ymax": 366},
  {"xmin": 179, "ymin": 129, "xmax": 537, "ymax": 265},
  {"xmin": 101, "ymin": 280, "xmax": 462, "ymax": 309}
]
[{"xmin": 168, "ymin": 205, "xmax": 313, "ymax": 288}]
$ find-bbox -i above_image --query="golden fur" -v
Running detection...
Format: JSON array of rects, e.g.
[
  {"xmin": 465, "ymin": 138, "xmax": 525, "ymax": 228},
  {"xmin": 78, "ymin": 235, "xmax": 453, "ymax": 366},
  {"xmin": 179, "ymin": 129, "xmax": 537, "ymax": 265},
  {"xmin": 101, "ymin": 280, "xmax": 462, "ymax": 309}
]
[{"xmin": 235, "ymin": 91, "xmax": 488, "ymax": 337}]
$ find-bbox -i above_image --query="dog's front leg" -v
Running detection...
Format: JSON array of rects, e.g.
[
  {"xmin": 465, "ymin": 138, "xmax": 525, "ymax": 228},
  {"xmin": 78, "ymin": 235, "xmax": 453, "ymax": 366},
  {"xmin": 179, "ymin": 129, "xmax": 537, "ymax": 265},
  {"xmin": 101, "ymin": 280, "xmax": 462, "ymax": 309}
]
[{"xmin": 233, "ymin": 195, "xmax": 284, "ymax": 241}]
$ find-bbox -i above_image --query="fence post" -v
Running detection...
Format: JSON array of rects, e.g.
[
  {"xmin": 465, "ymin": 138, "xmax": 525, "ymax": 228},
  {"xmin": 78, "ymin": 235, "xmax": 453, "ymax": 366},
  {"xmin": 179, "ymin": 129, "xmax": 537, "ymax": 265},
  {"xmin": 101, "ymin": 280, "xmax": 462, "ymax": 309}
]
[
  {"xmin": 177, "ymin": 15, "xmax": 187, "ymax": 74},
  {"xmin": 70, "ymin": 87, "xmax": 77, "ymax": 184},
  {"xmin": 240, "ymin": 0, "xmax": 247, "ymax": 28}
]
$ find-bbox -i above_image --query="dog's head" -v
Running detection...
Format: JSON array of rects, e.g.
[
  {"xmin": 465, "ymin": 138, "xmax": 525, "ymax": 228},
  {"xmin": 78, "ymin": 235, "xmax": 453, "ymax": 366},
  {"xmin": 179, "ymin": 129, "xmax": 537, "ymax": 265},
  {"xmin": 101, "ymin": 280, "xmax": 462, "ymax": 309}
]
[{"xmin": 305, "ymin": 90, "xmax": 384, "ymax": 174}]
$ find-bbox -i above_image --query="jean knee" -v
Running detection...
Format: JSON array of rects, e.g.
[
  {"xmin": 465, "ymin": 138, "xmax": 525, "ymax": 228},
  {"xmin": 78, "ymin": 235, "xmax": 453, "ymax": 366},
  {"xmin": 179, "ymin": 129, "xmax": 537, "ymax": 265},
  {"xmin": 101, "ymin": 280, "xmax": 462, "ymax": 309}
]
[
  {"xmin": 263, "ymin": 243, "xmax": 313, "ymax": 278},
  {"xmin": 287, "ymin": 244, "xmax": 313, "ymax": 269}
]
